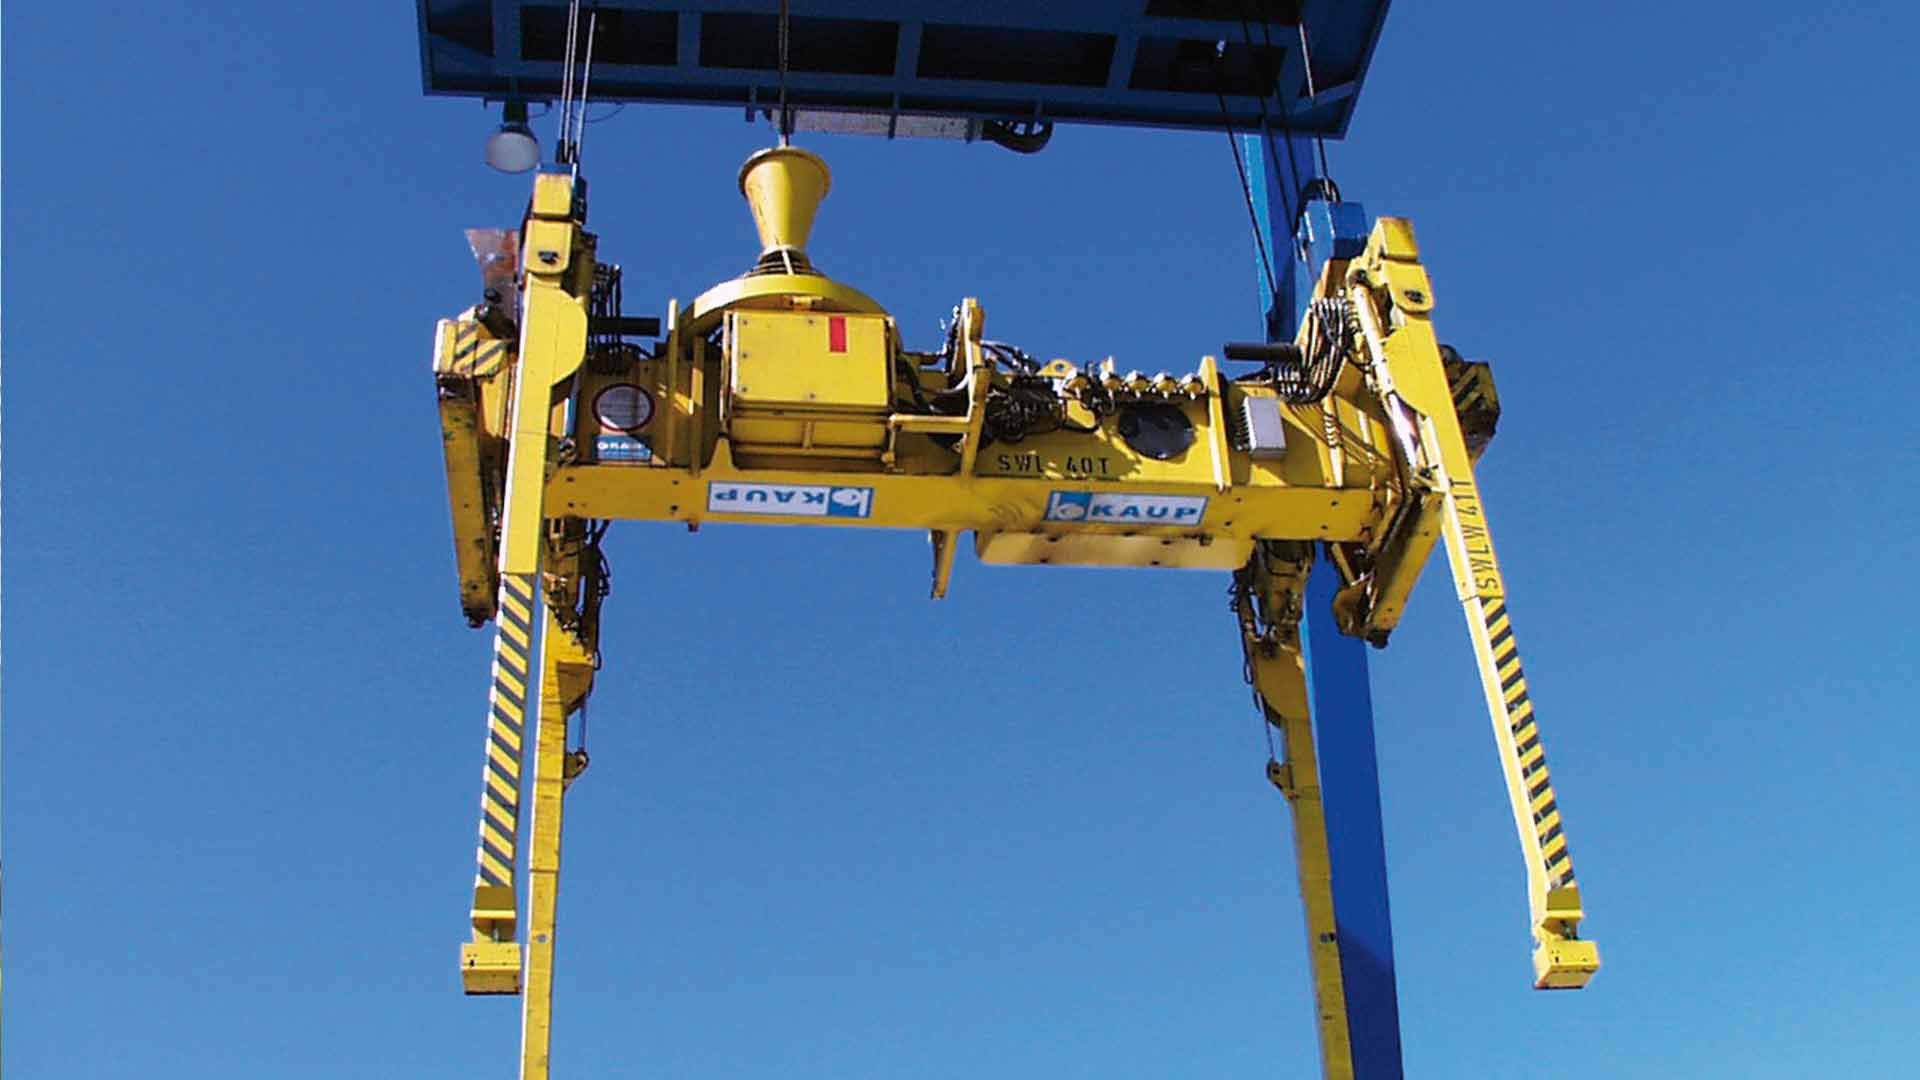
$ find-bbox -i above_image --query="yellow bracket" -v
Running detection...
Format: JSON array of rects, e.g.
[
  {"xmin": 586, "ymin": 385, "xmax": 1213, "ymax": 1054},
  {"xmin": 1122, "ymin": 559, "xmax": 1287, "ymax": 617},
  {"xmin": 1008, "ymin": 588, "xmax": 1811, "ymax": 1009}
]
[
  {"xmin": 929, "ymin": 529, "xmax": 959, "ymax": 598},
  {"xmin": 1533, "ymin": 886, "xmax": 1601, "ymax": 989},
  {"xmin": 460, "ymin": 939, "xmax": 522, "ymax": 996}
]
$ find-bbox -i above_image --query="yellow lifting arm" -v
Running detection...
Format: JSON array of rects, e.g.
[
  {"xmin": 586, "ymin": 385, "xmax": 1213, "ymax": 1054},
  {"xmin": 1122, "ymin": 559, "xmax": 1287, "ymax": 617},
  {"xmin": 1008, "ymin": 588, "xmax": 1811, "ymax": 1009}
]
[
  {"xmin": 1234, "ymin": 543, "xmax": 1357, "ymax": 1077},
  {"xmin": 518, "ymin": 527, "xmax": 598, "ymax": 1080},
  {"xmin": 460, "ymin": 170, "xmax": 592, "ymax": 995},
  {"xmin": 1340, "ymin": 221, "xmax": 1600, "ymax": 989}
]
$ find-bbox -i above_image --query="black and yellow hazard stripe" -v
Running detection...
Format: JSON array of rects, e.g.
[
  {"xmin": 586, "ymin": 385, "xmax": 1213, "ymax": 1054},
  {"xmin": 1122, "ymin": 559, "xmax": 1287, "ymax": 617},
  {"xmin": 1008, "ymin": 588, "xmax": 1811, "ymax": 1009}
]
[
  {"xmin": 474, "ymin": 571, "xmax": 537, "ymax": 889},
  {"xmin": 1445, "ymin": 357, "xmax": 1500, "ymax": 460},
  {"xmin": 461, "ymin": 340, "xmax": 509, "ymax": 378},
  {"xmin": 450, "ymin": 320, "xmax": 511, "ymax": 378},
  {"xmin": 1480, "ymin": 600, "xmax": 1576, "ymax": 891},
  {"xmin": 441, "ymin": 320, "xmax": 511, "ymax": 379},
  {"xmin": 1448, "ymin": 363, "xmax": 1493, "ymax": 417}
]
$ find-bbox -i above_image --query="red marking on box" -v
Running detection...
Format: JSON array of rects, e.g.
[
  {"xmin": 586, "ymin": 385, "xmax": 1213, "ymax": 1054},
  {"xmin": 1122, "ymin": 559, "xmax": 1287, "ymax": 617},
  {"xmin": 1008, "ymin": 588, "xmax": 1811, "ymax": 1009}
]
[{"xmin": 828, "ymin": 316, "xmax": 848, "ymax": 353}]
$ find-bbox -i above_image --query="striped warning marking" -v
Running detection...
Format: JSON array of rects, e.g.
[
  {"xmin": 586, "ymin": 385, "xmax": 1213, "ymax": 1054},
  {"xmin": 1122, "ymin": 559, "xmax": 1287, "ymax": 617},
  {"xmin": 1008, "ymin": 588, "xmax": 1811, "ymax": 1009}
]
[
  {"xmin": 474, "ymin": 572, "xmax": 537, "ymax": 888},
  {"xmin": 1450, "ymin": 365, "xmax": 1494, "ymax": 417},
  {"xmin": 441, "ymin": 320, "xmax": 511, "ymax": 379},
  {"xmin": 1482, "ymin": 601, "xmax": 1576, "ymax": 890},
  {"xmin": 458, "ymin": 341, "xmax": 508, "ymax": 378}
]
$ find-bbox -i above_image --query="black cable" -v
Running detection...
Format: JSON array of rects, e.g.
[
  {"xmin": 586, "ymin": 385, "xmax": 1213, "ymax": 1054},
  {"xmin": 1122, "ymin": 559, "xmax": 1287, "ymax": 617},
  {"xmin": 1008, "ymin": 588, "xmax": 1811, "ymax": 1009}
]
[
  {"xmin": 1237, "ymin": 16, "xmax": 1306, "ymax": 265},
  {"xmin": 982, "ymin": 340, "xmax": 1041, "ymax": 375},
  {"xmin": 1214, "ymin": 81, "xmax": 1281, "ymax": 313},
  {"xmin": 583, "ymin": 102, "xmax": 626, "ymax": 124},
  {"xmin": 895, "ymin": 356, "xmax": 930, "ymax": 412},
  {"xmin": 1253, "ymin": 14, "xmax": 1341, "ymax": 228},
  {"xmin": 1270, "ymin": 298, "xmax": 1352, "ymax": 403},
  {"xmin": 982, "ymin": 119, "xmax": 1053, "ymax": 154},
  {"xmin": 1277, "ymin": 17, "xmax": 1337, "ymax": 189}
]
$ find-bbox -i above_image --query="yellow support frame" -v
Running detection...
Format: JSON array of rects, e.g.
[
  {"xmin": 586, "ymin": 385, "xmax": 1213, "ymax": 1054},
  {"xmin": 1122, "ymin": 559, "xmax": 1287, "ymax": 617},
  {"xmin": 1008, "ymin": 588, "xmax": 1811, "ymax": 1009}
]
[{"xmin": 431, "ymin": 157, "xmax": 1601, "ymax": 1079}]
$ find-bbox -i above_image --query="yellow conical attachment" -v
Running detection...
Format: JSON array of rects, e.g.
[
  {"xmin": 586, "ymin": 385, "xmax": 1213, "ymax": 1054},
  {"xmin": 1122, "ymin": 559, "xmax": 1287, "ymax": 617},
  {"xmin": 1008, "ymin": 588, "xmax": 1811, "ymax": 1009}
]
[
  {"xmin": 689, "ymin": 144, "xmax": 884, "ymax": 329},
  {"xmin": 738, "ymin": 146, "xmax": 831, "ymax": 270}
]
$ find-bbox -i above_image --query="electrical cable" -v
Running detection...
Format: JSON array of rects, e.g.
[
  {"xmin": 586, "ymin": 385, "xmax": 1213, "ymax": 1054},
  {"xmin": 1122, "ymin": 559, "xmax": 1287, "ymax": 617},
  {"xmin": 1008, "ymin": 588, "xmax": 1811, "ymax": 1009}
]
[
  {"xmin": 1229, "ymin": 570, "xmax": 1284, "ymax": 767},
  {"xmin": 1265, "ymin": 297, "xmax": 1353, "ymax": 404},
  {"xmin": 981, "ymin": 340, "xmax": 1041, "ymax": 375}
]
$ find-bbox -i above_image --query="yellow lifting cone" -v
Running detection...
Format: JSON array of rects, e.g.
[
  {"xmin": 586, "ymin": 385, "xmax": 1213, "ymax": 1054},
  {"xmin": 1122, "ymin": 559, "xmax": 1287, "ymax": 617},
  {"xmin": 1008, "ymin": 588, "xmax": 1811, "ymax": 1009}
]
[{"xmin": 739, "ymin": 145, "xmax": 831, "ymax": 276}]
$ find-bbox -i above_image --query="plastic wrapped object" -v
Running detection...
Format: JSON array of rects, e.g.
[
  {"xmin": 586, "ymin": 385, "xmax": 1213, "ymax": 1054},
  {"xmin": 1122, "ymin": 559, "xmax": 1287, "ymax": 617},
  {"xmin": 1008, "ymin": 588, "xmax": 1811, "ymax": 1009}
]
[{"xmin": 465, "ymin": 228, "xmax": 520, "ymax": 322}]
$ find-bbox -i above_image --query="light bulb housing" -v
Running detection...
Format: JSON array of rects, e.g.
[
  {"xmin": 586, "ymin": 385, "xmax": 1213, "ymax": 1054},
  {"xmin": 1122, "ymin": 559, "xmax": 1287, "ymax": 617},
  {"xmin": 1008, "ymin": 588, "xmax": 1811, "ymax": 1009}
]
[{"xmin": 484, "ymin": 102, "xmax": 541, "ymax": 173}]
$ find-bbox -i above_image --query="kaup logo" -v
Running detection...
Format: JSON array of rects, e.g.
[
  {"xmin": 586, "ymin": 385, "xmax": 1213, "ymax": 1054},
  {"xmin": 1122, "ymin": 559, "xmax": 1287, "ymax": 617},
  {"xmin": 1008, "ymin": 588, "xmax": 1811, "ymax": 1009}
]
[
  {"xmin": 594, "ymin": 435, "xmax": 652, "ymax": 462},
  {"xmin": 1044, "ymin": 491, "xmax": 1207, "ymax": 526},
  {"xmin": 824, "ymin": 487, "xmax": 873, "ymax": 517},
  {"xmin": 1045, "ymin": 491, "xmax": 1093, "ymax": 521},
  {"xmin": 708, "ymin": 482, "xmax": 875, "ymax": 519}
]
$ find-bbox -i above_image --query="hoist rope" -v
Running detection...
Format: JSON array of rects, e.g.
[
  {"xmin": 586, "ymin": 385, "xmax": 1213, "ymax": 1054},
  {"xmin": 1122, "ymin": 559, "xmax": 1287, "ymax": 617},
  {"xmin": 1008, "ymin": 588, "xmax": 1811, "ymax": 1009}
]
[
  {"xmin": 1251, "ymin": 16, "xmax": 1340, "ymax": 209},
  {"xmin": 1216, "ymin": 11, "xmax": 1347, "ymax": 335},
  {"xmin": 1237, "ymin": 18, "xmax": 1307, "ymax": 257},
  {"xmin": 552, "ymin": 1, "xmax": 602, "ymax": 165},
  {"xmin": 1244, "ymin": 16, "xmax": 1305, "ymax": 225},
  {"xmin": 556, "ymin": 0, "xmax": 581, "ymax": 155},
  {"xmin": 1216, "ymin": 85, "xmax": 1281, "ymax": 317},
  {"xmin": 776, "ymin": 0, "xmax": 793, "ymax": 144},
  {"xmin": 1292, "ymin": 19, "xmax": 1337, "ymax": 192},
  {"xmin": 573, "ymin": 8, "xmax": 600, "ymax": 163}
]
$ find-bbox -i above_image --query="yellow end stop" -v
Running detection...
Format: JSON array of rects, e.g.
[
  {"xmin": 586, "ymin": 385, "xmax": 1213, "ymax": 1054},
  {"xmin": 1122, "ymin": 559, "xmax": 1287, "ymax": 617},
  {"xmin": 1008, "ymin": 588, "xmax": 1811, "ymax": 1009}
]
[
  {"xmin": 1532, "ymin": 937, "xmax": 1601, "ymax": 990},
  {"xmin": 461, "ymin": 941, "xmax": 523, "ymax": 995}
]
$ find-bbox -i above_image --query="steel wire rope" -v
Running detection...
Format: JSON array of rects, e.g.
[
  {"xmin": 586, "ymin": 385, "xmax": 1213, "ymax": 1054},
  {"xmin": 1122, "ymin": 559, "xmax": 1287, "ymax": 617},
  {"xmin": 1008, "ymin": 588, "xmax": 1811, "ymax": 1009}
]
[
  {"xmin": 571, "ymin": 8, "xmax": 600, "ymax": 163},
  {"xmin": 1236, "ymin": 15, "xmax": 1309, "ymax": 264},
  {"xmin": 1288, "ymin": 18, "xmax": 1338, "ymax": 191},
  {"xmin": 1214, "ymin": 80, "xmax": 1282, "ymax": 315},
  {"xmin": 776, "ymin": 0, "xmax": 793, "ymax": 143},
  {"xmin": 1239, "ymin": 18, "xmax": 1305, "ymax": 191},
  {"xmin": 1245, "ymin": 15, "xmax": 1336, "ymax": 198},
  {"xmin": 556, "ymin": 0, "xmax": 581, "ymax": 156}
]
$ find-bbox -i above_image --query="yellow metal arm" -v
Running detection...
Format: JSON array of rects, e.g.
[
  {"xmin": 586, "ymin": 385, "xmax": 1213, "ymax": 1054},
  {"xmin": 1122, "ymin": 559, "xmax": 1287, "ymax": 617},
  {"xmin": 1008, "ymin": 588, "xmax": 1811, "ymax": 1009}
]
[
  {"xmin": 461, "ymin": 170, "xmax": 592, "ymax": 994},
  {"xmin": 459, "ymin": 517, "xmax": 600, "ymax": 1079},
  {"xmin": 1234, "ymin": 542, "xmax": 1356, "ymax": 1079},
  {"xmin": 1341, "ymin": 221, "xmax": 1600, "ymax": 989},
  {"xmin": 519, "ymin": 533, "xmax": 597, "ymax": 1080}
]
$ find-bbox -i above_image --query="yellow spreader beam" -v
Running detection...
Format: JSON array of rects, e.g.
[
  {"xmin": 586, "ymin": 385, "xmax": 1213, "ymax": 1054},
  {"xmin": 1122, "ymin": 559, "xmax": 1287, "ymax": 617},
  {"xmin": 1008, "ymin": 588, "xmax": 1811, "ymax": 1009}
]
[{"xmin": 430, "ymin": 149, "xmax": 1599, "ymax": 1079}]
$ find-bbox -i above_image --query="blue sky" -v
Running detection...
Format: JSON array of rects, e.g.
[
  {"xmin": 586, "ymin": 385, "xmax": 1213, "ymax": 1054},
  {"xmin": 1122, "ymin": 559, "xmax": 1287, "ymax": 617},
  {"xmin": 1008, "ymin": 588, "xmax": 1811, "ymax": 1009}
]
[{"xmin": 6, "ymin": 2, "xmax": 1919, "ymax": 1077}]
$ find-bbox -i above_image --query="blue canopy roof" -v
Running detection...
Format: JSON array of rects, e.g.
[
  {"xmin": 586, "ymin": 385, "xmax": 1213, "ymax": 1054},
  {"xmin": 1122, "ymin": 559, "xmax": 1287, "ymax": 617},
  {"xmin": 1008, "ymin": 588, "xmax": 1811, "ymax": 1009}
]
[{"xmin": 418, "ymin": 1, "xmax": 1392, "ymax": 138}]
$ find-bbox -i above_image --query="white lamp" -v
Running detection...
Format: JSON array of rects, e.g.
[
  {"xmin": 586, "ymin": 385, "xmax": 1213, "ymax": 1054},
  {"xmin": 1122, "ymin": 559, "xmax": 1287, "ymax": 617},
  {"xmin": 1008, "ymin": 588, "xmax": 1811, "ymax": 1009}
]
[{"xmin": 484, "ymin": 102, "xmax": 540, "ymax": 173}]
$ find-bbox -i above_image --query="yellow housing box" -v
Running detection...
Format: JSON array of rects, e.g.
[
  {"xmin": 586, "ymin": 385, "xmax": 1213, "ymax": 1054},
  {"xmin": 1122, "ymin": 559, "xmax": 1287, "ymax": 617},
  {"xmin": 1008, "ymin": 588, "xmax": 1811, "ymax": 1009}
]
[{"xmin": 726, "ymin": 310, "xmax": 894, "ymax": 460}]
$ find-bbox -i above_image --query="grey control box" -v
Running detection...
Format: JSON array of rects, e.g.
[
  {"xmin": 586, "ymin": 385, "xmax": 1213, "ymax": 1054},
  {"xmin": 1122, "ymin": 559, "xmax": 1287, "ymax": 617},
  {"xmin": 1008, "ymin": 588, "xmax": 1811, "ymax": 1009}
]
[{"xmin": 1240, "ymin": 395, "xmax": 1289, "ymax": 459}]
